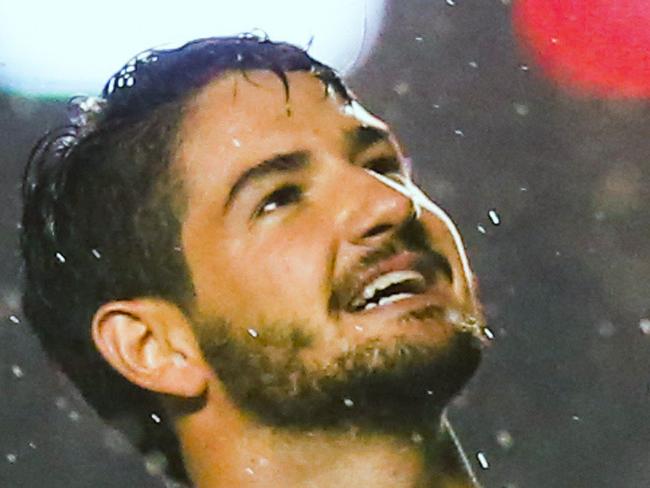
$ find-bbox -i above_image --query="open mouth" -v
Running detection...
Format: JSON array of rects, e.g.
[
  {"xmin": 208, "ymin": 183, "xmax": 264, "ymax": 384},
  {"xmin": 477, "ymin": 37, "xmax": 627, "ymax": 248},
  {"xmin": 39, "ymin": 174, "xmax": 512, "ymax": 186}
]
[
  {"xmin": 349, "ymin": 270, "xmax": 427, "ymax": 312},
  {"xmin": 338, "ymin": 250, "xmax": 453, "ymax": 314}
]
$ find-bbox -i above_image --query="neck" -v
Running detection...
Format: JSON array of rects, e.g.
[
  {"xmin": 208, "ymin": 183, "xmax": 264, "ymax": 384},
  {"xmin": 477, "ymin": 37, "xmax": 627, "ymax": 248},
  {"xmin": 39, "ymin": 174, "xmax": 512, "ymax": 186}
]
[{"xmin": 174, "ymin": 382, "xmax": 480, "ymax": 488}]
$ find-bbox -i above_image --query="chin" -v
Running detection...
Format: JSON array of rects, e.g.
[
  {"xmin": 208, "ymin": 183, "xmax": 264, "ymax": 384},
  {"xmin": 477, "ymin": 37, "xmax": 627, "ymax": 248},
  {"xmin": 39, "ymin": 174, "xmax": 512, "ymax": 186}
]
[{"xmin": 201, "ymin": 315, "xmax": 482, "ymax": 430}]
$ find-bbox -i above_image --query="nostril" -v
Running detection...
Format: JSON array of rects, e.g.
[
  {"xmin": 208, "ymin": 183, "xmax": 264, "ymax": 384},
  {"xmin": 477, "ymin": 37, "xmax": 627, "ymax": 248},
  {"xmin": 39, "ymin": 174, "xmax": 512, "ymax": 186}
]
[{"xmin": 362, "ymin": 223, "xmax": 394, "ymax": 239}]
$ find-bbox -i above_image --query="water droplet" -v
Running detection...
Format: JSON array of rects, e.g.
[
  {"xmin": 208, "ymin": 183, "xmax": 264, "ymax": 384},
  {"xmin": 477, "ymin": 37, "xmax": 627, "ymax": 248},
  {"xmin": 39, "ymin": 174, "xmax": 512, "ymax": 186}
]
[
  {"xmin": 394, "ymin": 82, "xmax": 409, "ymax": 96},
  {"xmin": 432, "ymin": 103, "xmax": 440, "ymax": 109},
  {"xmin": 144, "ymin": 451, "xmax": 167, "ymax": 476},
  {"xmin": 68, "ymin": 410, "xmax": 80, "ymax": 422},
  {"xmin": 11, "ymin": 365, "xmax": 23, "ymax": 378},
  {"xmin": 8, "ymin": 315, "xmax": 20, "ymax": 324},
  {"xmin": 495, "ymin": 429, "xmax": 514, "ymax": 450},
  {"xmin": 476, "ymin": 451, "xmax": 489, "ymax": 469},
  {"xmin": 597, "ymin": 320, "xmax": 616, "ymax": 337},
  {"xmin": 411, "ymin": 432, "xmax": 423, "ymax": 443},
  {"xmin": 572, "ymin": 415, "xmax": 581, "ymax": 421},
  {"xmin": 426, "ymin": 389, "xmax": 434, "ymax": 396},
  {"xmin": 55, "ymin": 396, "xmax": 68, "ymax": 410},
  {"xmin": 343, "ymin": 398, "xmax": 354, "ymax": 408},
  {"xmin": 477, "ymin": 224, "xmax": 486, "ymax": 234},
  {"xmin": 513, "ymin": 102, "xmax": 529, "ymax": 116},
  {"xmin": 91, "ymin": 249, "xmax": 102, "ymax": 259},
  {"xmin": 6, "ymin": 453, "xmax": 17, "ymax": 464},
  {"xmin": 453, "ymin": 128, "xmax": 464, "ymax": 137},
  {"xmin": 55, "ymin": 252, "xmax": 66, "ymax": 263},
  {"xmin": 488, "ymin": 209, "xmax": 501, "ymax": 225},
  {"xmin": 483, "ymin": 327, "xmax": 495, "ymax": 340},
  {"xmin": 639, "ymin": 318, "xmax": 650, "ymax": 335},
  {"xmin": 244, "ymin": 467, "xmax": 255, "ymax": 476},
  {"xmin": 519, "ymin": 64, "xmax": 529, "ymax": 71},
  {"xmin": 446, "ymin": 0, "xmax": 456, "ymax": 6},
  {"xmin": 151, "ymin": 413, "xmax": 161, "ymax": 424},
  {"xmin": 520, "ymin": 187, "xmax": 528, "ymax": 192},
  {"xmin": 468, "ymin": 61, "xmax": 479, "ymax": 68},
  {"xmin": 232, "ymin": 138, "xmax": 241, "ymax": 147},
  {"xmin": 354, "ymin": 325, "xmax": 363, "ymax": 332},
  {"xmin": 28, "ymin": 441, "xmax": 37, "ymax": 449},
  {"xmin": 247, "ymin": 328, "xmax": 259, "ymax": 338},
  {"xmin": 551, "ymin": 37, "xmax": 559, "ymax": 44}
]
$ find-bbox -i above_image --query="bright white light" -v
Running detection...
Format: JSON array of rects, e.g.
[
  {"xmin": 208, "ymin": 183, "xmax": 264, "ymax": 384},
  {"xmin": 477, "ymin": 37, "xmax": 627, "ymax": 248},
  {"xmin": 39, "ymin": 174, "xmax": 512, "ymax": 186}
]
[{"xmin": 0, "ymin": 0, "xmax": 386, "ymax": 97}]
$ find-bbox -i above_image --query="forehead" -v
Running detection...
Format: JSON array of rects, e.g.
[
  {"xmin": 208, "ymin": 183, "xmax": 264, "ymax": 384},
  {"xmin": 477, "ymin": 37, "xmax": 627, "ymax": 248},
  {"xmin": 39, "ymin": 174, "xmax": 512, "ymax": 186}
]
[{"xmin": 174, "ymin": 70, "xmax": 379, "ymax": 205}]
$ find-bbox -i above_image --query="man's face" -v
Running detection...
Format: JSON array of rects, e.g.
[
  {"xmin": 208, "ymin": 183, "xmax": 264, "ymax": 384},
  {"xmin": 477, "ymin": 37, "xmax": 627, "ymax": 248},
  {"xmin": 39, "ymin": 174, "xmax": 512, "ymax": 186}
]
[{"xmin": 177, "ymin": 71, "xmax": 484, "ymax": 426}]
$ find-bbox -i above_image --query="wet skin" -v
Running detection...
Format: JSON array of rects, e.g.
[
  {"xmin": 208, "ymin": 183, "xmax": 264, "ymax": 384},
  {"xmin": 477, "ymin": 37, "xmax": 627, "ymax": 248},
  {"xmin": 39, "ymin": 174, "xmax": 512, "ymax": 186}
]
[{"xmin": 177, "ymin": 70, "xmax": 484, "ymax": 411}]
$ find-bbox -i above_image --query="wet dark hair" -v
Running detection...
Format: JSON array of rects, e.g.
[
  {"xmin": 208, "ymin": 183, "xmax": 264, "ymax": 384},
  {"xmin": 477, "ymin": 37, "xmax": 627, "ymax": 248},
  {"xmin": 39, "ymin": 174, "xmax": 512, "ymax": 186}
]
[{"xmin": 20, "ymin": 35, "xmax": 353, "ymax": 483}]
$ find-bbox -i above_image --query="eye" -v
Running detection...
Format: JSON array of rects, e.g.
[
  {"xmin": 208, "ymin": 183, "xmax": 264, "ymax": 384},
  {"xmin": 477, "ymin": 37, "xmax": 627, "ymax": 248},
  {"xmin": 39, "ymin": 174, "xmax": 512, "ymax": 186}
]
[
  {"xmin": 363, "ymin": 156, "xmax": 403, "ymax": 179},
  {"xmin": 255, "ymin": 184, "xmax": 303, "ymax": 217}
]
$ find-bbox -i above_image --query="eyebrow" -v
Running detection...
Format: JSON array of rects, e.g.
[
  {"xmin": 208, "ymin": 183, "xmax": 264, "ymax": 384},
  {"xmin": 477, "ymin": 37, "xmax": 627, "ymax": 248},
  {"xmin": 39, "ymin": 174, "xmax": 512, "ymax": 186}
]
[
  {"xmin": 224, "ymin": 151, "xmax": 309, "ymax": 211},
  {"xmin": 346, "ymin": 126, "xmax": 392, "ymax": 162}
]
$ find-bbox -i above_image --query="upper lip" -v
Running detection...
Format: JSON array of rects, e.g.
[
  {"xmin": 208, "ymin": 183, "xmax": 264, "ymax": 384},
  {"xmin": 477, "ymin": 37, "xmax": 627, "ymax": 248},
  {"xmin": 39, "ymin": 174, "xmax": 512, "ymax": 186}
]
[{"xmin": 335, "ymin": 250, "xmax": 451, "ymax": 313}]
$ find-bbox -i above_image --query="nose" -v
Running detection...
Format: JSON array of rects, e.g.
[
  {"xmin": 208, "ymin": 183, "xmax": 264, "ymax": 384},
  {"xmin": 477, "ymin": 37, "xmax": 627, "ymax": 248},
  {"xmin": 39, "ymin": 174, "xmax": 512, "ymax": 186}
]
[{"xmin": 336, "ymin": 169, "xmax": 414, "ymax": 247}]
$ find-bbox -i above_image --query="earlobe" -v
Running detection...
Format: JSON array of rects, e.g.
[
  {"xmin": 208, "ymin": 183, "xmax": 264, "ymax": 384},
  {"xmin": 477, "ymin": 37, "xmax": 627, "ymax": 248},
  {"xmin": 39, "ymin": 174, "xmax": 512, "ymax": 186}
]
[{"xmin": 91, "ymin": 299, "xmax": 208, "ymax": 398}]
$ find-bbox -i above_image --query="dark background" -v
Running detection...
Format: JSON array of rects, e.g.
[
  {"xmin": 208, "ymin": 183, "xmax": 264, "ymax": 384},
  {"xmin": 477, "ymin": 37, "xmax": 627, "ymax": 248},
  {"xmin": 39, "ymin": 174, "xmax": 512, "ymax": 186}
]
[{"xmin": 1, "ymin": 1, "xmax": 649, "ymax": 487}]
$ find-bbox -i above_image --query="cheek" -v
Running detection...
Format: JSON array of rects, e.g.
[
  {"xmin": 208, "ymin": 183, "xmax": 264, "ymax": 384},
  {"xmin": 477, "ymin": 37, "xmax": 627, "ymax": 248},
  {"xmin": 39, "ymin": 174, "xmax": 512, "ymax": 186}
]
[{"xmin": 219, "ymin": 219, "xmax": 332, "ymax": 325}]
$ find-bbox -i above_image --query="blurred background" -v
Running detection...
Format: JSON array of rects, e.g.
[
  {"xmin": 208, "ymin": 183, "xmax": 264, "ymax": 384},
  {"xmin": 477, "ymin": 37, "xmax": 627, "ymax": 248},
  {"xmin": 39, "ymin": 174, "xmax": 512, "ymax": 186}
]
[{"xmin": 1, "ymin": 1, "xmax": 649, "ymax": 486}]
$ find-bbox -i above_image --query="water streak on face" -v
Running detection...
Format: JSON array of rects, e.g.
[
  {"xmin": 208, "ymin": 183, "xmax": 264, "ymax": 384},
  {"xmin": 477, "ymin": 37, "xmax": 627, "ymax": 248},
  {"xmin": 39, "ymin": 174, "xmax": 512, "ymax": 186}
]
[{"xmin": 177, "ymin": 70, "xmax": 485, "ymax": 428}]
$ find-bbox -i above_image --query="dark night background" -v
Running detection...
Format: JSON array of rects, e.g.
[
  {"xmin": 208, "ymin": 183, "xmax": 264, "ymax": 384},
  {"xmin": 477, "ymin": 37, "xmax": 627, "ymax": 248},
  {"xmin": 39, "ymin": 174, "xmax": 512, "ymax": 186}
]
[{"xmin": 1, "ymin": 1, "xmax": 649, "ymax": 487}]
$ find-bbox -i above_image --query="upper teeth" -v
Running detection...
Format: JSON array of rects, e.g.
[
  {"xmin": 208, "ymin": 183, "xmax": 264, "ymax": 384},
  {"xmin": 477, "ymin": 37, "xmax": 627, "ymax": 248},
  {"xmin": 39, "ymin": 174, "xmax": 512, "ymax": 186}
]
[{"xmin": 352, "ymin": 270, "xmax": 425, "ymax": 310}]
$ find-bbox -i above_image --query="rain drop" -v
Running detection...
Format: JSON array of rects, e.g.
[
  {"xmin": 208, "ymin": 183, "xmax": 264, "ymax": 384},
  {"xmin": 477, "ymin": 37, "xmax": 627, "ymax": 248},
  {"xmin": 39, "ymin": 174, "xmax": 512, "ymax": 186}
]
[
  {"xmin": 55, "ymin": 396, "xmax": 68, "ymax": 410},
  {"xmin": 245, "ymin": 467, "xmax": 255, "ymax": 476},
  {"xmin": 488, "ymin": 209, "xmax": 501, "ymax": 225},
  {"xmin": 394, "ymin": 81, "xmax": 409, "ymax": 96},
  {"xmin": 411, "ymin": 432, "xmax": 424, "ymax": 443},
  {"xmin": 513, "ymin": 103, "xmax": 529, "ymax": 116},
  {"xmin": 232, "ymin": 138, "xmax": 241, "ymax": 147},
  {"xmin": 343, "ymin": 398, "xmax": 354, "ymax": 408},
  {"xmin": 55, "ymin": 252, "xmax": 66, "ymax": 263},
  {"xmin": 453, "ymin": 128, "xmax": 464, "ymax": 137},
  {"xmin": 477, "ymin": 224, "xmax": 486, "ymax": 234},
  {"xmin": 91, "ymin": 249, "xmax": 102, "ymax": 259},
  {"xmin": 6, "ymin": 453, "xmax": 17, "ymax": 464},
  {"xmin": 68, "ymin": 410, "xmax": 80, "ymax": 422},
  {"xmin": 446, "ymin": 0, "xmax": 456, "ymax": 6},
  {"xmin": 151, "ymin": 413, "xmax": 161, "ymax": 424},
  {"xmin": 144, "ymin": 451, "xmax": 167, "ymax": 476},
  {"xmin": 247, "ymin": 328, "xmax": 259, "ymax": 338},
  {"xmin": 8, "ymin": 315, "xmax": 20, "ymax": 324},
  {"xmin": 415, "ymin": 36, "xmax": 424, "ymax": 42},
  {"xmin": 639, "ymin": 318, "xmax": 650, "ymax": 335},
  {"xmin": 11, "ymin": 365, "xmax": 23, "ymax": 378},
  {"xmin": 468, "ymin": 61, "xmax": 479, "ymax": 69},
  {"xmin": 495, "ymin": 429, "xmax": 514, "ymax": 450},
  {"xmin": 476, "ymin": 451, "xmax": 489, "ymax": 469},
  {"xmin": 483, "ymin": 327, "xmax": 495, "ymax": 340}
]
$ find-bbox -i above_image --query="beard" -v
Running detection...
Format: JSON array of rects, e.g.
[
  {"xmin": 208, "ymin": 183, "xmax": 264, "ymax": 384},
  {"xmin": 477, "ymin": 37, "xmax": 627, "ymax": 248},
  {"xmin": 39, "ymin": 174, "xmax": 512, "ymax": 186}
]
[{"xmin": 195, "ymin": 309, "xmax": 482, "ymax": 432}]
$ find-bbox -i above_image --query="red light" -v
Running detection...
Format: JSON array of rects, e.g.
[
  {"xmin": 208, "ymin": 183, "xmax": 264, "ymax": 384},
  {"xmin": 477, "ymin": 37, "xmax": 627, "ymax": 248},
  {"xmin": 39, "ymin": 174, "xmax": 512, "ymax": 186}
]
[{"xmin": 513, "ymin": 0, "xmax": 650, "ymax": 98}]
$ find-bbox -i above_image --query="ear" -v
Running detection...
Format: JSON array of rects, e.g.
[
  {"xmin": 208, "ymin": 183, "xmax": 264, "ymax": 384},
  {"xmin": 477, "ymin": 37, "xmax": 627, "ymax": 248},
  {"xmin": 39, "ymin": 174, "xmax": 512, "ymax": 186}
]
[{"xmin": 91, "ymin": 298, "xmax": 208, "ymax": 398}]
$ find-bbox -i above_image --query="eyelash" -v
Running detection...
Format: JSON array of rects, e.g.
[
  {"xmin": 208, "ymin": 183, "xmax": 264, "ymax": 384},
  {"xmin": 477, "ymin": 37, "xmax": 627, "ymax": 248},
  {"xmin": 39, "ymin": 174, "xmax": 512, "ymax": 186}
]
[
  {"xmin": 255, "ymin": 184, "xmax": 303, "ymax": 217},
  {"xmin": 363, "ymin": 157, "xmax": 403, "ymax": 177},
  {"xmin": 253, "ymin": 158, "xmax": 401, "ymax": 218}
]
